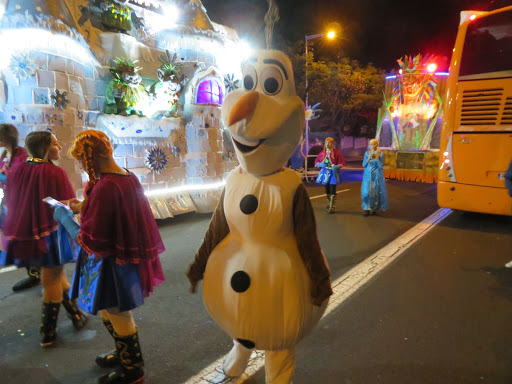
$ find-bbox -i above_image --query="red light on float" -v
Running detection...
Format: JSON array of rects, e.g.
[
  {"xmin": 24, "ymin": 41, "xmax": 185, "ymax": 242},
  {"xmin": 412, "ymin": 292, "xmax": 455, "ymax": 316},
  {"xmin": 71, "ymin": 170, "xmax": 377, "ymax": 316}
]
[
  {"xmin": 399, "ymin": 69, "xmax": 402, "ymax": 75},
  {"xmin": 443, "ymin": 151, "xmax": 449, "ymax": 157},
  {"xmin": 444, "ymin": 159, "xmax": 450, "ymax": 164},
  {"xmin": 470, "ymin": 14, "xmax": 477, "ymax": 20},
  {"xmin": 427, "ymin": 63, "xmax": 437, "ymax": 73}
]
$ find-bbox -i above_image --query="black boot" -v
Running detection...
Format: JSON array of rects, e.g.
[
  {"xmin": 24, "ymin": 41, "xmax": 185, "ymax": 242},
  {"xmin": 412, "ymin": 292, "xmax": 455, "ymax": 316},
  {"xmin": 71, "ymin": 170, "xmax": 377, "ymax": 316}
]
[
  {"xmin": 61, "ymin": 291, "xmax": 88, "ymax": 330},
  {"xmin": 96, "ymin": 320, "xmax": 120, "ymax": 368},
  {"xmin": 328, "ymin": 194, "xmax": 336, "ymax": 214},
  {"xmin": 97, "ymin": 331, "xmax": 144, "ymax": 384},
  {"xmin": 12, "ymin": 267, "xmax": 41, "ymax": 292},
  {"xmin": 40, "ymin": 301, "xmax": 60, "ymax": 347}
]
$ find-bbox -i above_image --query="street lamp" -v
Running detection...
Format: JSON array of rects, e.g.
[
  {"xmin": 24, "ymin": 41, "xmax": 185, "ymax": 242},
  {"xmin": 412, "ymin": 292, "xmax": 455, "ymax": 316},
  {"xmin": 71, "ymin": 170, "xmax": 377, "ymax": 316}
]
[{"xmin": 304, "ymin": 31, "xmax": 335, "ymax": 156}]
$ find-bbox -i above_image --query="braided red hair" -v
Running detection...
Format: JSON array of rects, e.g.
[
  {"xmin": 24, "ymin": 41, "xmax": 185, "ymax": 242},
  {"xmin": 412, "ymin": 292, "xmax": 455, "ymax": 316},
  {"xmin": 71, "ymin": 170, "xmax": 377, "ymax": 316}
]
[{"xmin": 70, "ymin": 130, "xmax": 113, "ymax": 196}]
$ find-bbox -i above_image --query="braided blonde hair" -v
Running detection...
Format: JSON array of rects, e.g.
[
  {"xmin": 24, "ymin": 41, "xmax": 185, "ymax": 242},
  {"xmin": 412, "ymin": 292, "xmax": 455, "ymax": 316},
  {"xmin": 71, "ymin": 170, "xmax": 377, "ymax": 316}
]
[{"xmin": 70, "ymin": 130, "xmax": 113, "ymax": 197}]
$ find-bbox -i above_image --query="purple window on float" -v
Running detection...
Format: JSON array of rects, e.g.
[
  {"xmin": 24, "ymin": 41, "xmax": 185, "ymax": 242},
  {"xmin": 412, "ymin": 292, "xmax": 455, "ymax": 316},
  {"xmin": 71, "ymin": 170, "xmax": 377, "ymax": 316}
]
[{"xmin": 196, "ymin": 77, "xmax": 223, "ymax": 105}]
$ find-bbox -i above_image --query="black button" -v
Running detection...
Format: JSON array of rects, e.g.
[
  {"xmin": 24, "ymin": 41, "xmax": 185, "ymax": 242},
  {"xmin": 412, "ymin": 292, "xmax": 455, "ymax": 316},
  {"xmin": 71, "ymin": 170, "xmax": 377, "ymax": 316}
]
[
  {"xmin": 231, "ymin": 271, "xmax": 251, "ymax": 293},
  {"xmin": 240, "ymin": 195, "xmax": 258, "ymax": 214}
]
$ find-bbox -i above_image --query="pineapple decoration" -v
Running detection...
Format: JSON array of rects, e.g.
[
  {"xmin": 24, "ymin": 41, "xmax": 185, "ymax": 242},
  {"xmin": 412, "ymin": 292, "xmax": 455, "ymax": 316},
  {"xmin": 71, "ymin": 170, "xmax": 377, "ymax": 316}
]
[
  {"xmin": 148, "ymin": 51, "xmax": 188, "ymax": 118},
  {"xmin": 100, "ymin": 1, "xmax": 132, "ymax": 34},
  {"xmin": 105, "ymin": 57, "xmax": 148, "ymax": 116}
]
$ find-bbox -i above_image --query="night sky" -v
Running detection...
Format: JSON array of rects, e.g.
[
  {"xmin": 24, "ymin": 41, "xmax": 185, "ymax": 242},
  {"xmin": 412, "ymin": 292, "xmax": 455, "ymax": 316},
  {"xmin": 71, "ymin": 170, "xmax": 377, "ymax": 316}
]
[{"xmin": 202, "ymin": 0, "xmax": 512, "ymax": 72}]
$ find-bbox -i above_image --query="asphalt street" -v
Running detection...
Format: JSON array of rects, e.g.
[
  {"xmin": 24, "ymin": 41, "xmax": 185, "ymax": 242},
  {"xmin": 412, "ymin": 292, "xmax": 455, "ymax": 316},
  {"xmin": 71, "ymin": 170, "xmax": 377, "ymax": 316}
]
[{"xmin": 1, "ymin": 171, "xmax": 511, "ymax": 384}]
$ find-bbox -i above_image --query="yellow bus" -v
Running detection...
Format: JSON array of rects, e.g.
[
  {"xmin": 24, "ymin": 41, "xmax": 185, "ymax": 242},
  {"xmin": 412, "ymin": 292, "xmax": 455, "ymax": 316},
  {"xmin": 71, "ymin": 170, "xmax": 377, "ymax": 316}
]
[{"xmin": 438, "ymin": 5, "xmax": 512, "ymax": 216}]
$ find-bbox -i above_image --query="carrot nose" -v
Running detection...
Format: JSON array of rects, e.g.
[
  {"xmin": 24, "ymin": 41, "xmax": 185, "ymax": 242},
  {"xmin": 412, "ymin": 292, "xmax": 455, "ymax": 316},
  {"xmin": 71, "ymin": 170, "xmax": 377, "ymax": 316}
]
[{"xmin": 228, "ymin": 91, "xmax": 260, "ymax": 126}]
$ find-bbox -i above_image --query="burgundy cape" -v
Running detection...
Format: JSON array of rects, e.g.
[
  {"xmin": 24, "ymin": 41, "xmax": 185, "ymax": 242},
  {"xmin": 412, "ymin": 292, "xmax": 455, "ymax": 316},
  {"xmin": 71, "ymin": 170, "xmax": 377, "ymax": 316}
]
[
  {"xmin": 0, "ymin": 147, "xmax": 29, "ymax": 175},
  {"xmin": 78, "ymin": 173, "xmax": 165, "ymax": 293},
  {"xmin": 315, "ymin": 149, "xmax": 346, "ymax": 166},
  {"xmin": 2, "ymin": 161, "xmax": 75, "ymax": 259}
]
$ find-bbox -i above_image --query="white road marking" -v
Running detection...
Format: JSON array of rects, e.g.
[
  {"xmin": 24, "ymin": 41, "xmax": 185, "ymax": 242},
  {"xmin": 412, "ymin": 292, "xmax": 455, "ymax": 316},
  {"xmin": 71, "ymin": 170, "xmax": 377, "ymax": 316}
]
[
  {"xmin": 0, "ymin": 266, "xmax": 17, "ymax": 274},
  {"xmin": 309, "ymin": 189, "xmax": 350, "ymax": 200},
  {"xmin": 183, "ymin": 208, "xmax": 452, "ymax": 384}
]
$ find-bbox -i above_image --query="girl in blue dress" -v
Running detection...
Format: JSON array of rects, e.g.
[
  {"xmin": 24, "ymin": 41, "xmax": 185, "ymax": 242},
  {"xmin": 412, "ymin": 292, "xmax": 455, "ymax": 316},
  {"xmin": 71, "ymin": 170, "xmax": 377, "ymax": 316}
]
[{"xmin": 361, "ymin": 139, "xmax": 388, "ymax": 216}]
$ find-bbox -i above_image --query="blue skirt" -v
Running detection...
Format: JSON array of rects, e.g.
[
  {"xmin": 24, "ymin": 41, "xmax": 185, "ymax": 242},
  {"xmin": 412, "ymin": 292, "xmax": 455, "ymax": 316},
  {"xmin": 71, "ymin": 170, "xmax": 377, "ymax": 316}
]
[
  {"xmin": 70, "ymin": 250, "xmax": 145, "ymax": 315},
  {"xmin": 316, "ymin": 167, "xmax": 341, "ymax": 185},
  {"xmin": 0, "ymin": 225, "xmax": 78, "ymax": 267}
]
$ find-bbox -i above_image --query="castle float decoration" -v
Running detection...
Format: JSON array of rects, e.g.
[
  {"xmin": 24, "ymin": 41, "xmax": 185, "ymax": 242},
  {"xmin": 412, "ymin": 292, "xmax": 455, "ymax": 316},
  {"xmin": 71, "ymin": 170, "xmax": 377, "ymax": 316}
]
[
  {"xmin": 0, "ymin": 0, "xmax": 247, "ymax": 218},
  {"xmin": 376, "ymin": 54, "xmax": 447, "ymax": 183}
]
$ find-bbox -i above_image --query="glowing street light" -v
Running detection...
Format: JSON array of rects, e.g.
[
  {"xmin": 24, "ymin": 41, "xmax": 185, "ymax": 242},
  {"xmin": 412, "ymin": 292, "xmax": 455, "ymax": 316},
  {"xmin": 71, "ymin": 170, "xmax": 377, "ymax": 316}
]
[{"xmin": 304, "ymin": 30, "xmax": 337, "ymax": 154}]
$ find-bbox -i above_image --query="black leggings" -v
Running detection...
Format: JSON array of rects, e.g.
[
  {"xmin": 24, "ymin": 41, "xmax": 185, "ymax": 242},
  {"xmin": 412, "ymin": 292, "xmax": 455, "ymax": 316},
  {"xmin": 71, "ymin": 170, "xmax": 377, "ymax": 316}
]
[{"xmin": 325, "ymin": 184, "xmax": 336, "ymax": 195}]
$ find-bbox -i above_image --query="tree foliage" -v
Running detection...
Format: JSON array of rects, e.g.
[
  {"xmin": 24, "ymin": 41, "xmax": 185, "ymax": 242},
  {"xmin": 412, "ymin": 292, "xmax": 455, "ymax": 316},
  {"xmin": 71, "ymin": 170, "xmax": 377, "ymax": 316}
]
[{"xmin": 288, "ymin": 46, "xmax": 385, "ymax": 138}]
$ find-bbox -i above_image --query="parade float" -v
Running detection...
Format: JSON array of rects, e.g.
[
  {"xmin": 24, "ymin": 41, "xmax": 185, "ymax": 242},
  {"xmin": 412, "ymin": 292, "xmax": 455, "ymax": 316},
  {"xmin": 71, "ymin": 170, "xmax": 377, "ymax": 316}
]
[
  {"xmin": 375, "ymin": 54, "xmax": 448, "ymax": 183},
  {"xmin": 0, "ymin": 0, "xmax": 246, "ymax": 218}
]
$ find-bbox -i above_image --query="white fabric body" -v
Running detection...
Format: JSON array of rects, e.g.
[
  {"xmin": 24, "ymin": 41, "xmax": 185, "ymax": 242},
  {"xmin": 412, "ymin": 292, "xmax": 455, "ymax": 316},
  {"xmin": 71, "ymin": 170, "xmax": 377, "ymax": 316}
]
[{"xmin": 203, "ymin": 167, "xmax": 326, "ymax": 351}]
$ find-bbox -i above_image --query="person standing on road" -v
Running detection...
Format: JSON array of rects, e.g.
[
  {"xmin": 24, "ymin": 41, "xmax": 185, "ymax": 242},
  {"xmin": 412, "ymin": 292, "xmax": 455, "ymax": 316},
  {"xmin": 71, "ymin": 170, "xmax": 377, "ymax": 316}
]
[
  {"xmin": 0, "ymin": 124, "xmax": 41, "ymax": 291},
  {"xmin": 361, "ymin": 138, "xmax": 388, "ymax": 216},
  {"xmin": 505, "ymin": 159, "xmax": 512, "ymax": 197},
  {"xmin": 52, "ymin": 130, "xmax": 165, "ymax": 384},
  {"xmin": 0, "ymin": 130, "xmax": 87, "ymax": 347},
  {"xmin": 503, "ymin": 159, "xmax": 512, "ymax": 268},
  {"xmin": 315, "ymin": 137, "xmax": 345, "ymax": 214}
]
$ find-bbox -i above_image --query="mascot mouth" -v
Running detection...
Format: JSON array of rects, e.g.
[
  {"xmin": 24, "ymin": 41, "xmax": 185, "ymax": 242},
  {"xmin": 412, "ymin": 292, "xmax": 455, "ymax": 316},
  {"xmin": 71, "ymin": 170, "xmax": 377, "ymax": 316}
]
[{"xmin": 232, "ymin": 135, "xmax": 265, "ymax": 154}]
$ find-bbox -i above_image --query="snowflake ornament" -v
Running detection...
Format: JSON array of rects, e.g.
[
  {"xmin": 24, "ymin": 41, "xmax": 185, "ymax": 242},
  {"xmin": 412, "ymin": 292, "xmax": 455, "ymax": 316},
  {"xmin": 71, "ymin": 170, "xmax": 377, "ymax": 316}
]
[
  {"xmin": 51, "ymin": 90, "xmax": 70, "ymax": 110},
  {"xmin": 9, "ymin": 54, "xmax": 38, "ymax": 80},
  {"xmin": 224, "ymin": 73, "xmax": 239, "ymax": 93},
  {"xmin": 145, "ymin": 146, "xmax": 168, "ymax": 174}
]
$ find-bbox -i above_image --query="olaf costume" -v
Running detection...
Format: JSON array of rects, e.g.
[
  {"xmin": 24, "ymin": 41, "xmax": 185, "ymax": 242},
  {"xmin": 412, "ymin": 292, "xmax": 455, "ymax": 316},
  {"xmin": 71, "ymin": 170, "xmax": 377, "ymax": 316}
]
[{"xmin": 187, "ymin": 50, "xmax": 333, "ymax": 383}]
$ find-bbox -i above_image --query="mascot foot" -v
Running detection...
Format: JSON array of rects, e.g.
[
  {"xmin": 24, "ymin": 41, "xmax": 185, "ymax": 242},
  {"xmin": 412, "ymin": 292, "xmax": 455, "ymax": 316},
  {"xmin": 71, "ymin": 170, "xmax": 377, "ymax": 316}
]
[
  {"xmin": 208, "ymin": 368, "xmax": 236, "ymax": 384},
  {"xmin": 222, "ymin": 340, "xmax": 252, "ymax": 377}
]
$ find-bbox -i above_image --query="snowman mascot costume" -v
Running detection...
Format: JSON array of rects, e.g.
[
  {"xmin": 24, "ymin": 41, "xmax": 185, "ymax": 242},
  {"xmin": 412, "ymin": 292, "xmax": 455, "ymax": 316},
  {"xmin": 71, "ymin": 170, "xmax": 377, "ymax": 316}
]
[{"xmin": 187, "ymin": 50, "xmax": 333, "ymax": 383}]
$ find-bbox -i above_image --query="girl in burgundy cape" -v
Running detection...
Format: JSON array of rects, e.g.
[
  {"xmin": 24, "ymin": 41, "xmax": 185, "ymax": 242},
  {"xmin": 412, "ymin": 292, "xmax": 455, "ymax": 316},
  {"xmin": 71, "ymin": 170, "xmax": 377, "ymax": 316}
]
[
  {"xmin": 0, "ymin": 124, "xmax": 41, "ymax": 292},
  {"xmin": 315, "ymin": 137, "xmax": 346, "ymax": 213},
  {"xmin": 52, "ymin": 129, "xmax": 165, "ymax": 384},
  {"xmin": 0, "ymin": 130, "xmax": 87, "ymax": 347}
]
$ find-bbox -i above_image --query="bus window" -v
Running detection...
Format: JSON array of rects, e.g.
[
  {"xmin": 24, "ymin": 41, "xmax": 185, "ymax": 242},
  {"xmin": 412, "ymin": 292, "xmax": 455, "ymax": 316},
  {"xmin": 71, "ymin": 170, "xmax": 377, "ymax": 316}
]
[{"xmin": 459, "ymin": 10, "xmax": 512, "ymax": 78}]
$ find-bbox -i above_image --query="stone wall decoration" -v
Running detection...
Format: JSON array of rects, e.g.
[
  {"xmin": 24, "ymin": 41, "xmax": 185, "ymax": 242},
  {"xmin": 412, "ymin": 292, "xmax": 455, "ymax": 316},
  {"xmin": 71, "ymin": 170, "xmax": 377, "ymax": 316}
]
[
  {"xmin": 4, "ymin": 107, "xmax": 23, "ymax": 124},
  {"xmin": 8, "ymin": 53, "xmax": 38, "ymax": 80},
  {"xmin": 97, "ymin": 114, "xmax": 181, "ymax": 138},
  {"xmin": 51, "ymin": 90, "xmax": 70, "ymax": 110},
  {"xmin": 145, "ymin": 146, "xmax": 168, "ymax": 174},
  {"xmin": 224, "ymin": 73, "xmax": 239, "ymax": 93}
]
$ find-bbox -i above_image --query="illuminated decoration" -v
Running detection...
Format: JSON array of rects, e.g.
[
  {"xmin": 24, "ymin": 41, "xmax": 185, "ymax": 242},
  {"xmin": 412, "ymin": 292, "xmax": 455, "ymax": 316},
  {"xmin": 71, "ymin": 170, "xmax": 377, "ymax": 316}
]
[
  {"xmin": 224, "ymin": 73, "xmax": 239, "ymax": 93},
  {"xmin": 145, "ymin": 181, "xmax": 226, "ymax": 197},
  {"xmin": 196, "ymin": 76, "xmax": 223, "ymax": 105},
  {"xmin": 145, "ymin": 146, "xmax": 168, "ymax": 174},
  {"xmin": 8, "ymin": 53, "xmax": 38, "ymax": 80},
  {"xmin": 305, "ymin": 102, "xmax": 322, "ymax": 121},
  {"xmin": 376, "ymin": 54, "xmax": 447, "ymax": 183},
  {"xmin": 0, "ymin": 29, "xmax": 99, "ymax": 71},
  {"xmin": 0, "ymin": 0, "xmax": 242, "ymax": 220},
  {"xmin": 51, "ymin": 90, "xmax": 70, "ymax": 110},
  {"xmin": 100, "ymin": 1, "xmax": 132, "ymax": 34},
  {"xmin": 223, "ymin": 149, "xmax": 236, "ymax": 161},
  {"xmin": 147, "ymin": 50, "xmax": 187, "ymax": 118},
  {"xmin": 105, "ymin": 57, "xmax": 148, "ymax": 116},
  {"xmin": 378, "ymin": 54, "xmax": 443, "ymax": 151},
  {"xmin": 327, "ymin": 31, "xmax": 335, "ymax": 39}
]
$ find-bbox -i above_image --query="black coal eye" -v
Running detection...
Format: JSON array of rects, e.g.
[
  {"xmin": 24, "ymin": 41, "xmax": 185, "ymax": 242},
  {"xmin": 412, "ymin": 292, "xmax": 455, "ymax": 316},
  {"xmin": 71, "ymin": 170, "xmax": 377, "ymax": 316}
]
[
  {"xmin": 242, "ymin": 64, "xmax": 257, "ymax": 91},
  {"xmin": 260, "ymin": 67, "xmax": 283, "ymax": 96}
]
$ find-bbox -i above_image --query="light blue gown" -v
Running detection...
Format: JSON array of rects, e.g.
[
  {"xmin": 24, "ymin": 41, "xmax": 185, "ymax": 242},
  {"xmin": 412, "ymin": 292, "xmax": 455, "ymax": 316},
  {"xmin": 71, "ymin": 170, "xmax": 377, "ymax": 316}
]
[{"xmin": 361, "ymin": 151, "xmax": 388, "ymax": 211}]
